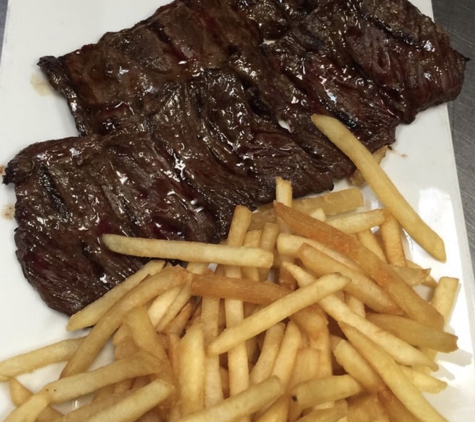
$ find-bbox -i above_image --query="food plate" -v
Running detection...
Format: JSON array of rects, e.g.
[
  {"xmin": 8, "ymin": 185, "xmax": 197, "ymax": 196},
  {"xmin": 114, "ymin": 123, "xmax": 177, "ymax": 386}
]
[{"xmin": 0, "ymin": 0, "xmax": 474, "ymax": 419}]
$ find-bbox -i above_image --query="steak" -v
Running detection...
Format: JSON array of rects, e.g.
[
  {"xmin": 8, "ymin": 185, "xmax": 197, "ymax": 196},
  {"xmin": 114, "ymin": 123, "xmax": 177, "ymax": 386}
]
[{"xmin": 4, "ymin": 0, "xmax": 467, "ymax": 315}]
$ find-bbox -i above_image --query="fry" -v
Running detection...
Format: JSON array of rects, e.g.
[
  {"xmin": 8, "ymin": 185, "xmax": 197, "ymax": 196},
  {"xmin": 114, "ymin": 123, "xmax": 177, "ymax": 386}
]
[
  {"xmin": 290, "ymin": 375, "xmax": 363, "ymax": 408},
  {"xmin": 251, "ymin": 188, "xmax": 364, "ymax": 230},
  {"xmin": 86, "ymin": 379, "xmax": 174, "ymax": 422},
  {"xmin": 356, "ymin": 229, "xmax": 387, "ymax": 262},
  {"xmin": 365, "ymin": 313, "xmax": 458, "ymax": 353},
  {"xmin": 201, "ymin": 295, "xmax": 224, "ymax": 407},
  {"xmin": 379, "ymin": 213, "xmax": 407, "ymax": 267},
  {"xmin": 431, "ymin": 276, "xmax": 460, "ymax": 323},
  {"xmin": 277, "ymin": 233, "xmax": 359, "ymax": 270},
  {"xmin": 208, "ymin": 273, "xmax": 349, "ymax": 355},
  {"xmin": 156, "ymin": 280, "xmax": 193, "ymax": 332},
  {"xmin": 179, "ymin": 323, "xmax": 206, "ymax": 416},
  {"xmin": 103, "ymin": 234, "xmax": 273, "ymax": 268},
  {"xmin": 191, "ymin": 273, "xmax": 288, "ymax": 305},
  {"xmin": 254, "ymin": 394, "xmax": 290, "ymax": 422},
  {"xmin": 147, "ymin": 284, "xmax": 183, "ymax": 328},
  {"xmin": 274, "ymin": 202, "xmax": 444, "ymax": 329},
  {"xmin": 57, "ymin": 391, "xmax": 135, "ymax": 422},
  {"xmin": 297, "ymin": 244, "xmax": 400, "ymax": 314},
  {"xmin": 311, "ymin": 114, "xmax": 446, "ymax": 262},
  {"xmin": 350, "ymin": 145, "xmax": 389, "ymax": 185},
  {"xmin": 46, "ymin": 351, "xmax": 161, "ymax": 404},
  {"xmin": 331, "ymin": 337, "xmax": 383, "ymax": 394},
  {"xmin": 347, "ymin": 394, "xmax": 386, "ymax": 422},
  {"xmin": 340, "ymin": 322, "xmax": 448, "ymax": 422},
  {"xmin": 222, "ymin": 205, "xmax": 253, "ymax": 402},
  {"xmin": 318, "ymin": 294, "xmax": 437, "ymax": 369},
  {"xmin": 271, "ymin": 321, "xmax": 302, "ymax": 388},
  {"xmin": 327, "ymin": 208, "xmax": 386, "ymax": 234},
  {"xmin": 398, "ymin": 365, "xmax": 447, "ymax": 394},
  {"xmin": 61, "ymin": 266, "xmax": 190, "ymax": 377},
  {"xmin": 125, "ymin": 307, "xmax": 167, "ymax": 360},
  {"xmin": 67, "ymin": 260, "xmax": 165, "ymax": 331},
  {"xmin": 179, "ymin": 376, "xmax": 284, "ymax": 422},
  {"xmin": 250, "ymin": 323, "xmax": 286, "ymax": 385},
  {"xmin": 8, "ymin": 379, "xmax": 62, "ymax": 422},
  {"xmin": 0, "ymin": 337, "xmax": 84, "ymax": 381},
  {"xmin": 3, "ymin": 391, "xmax": 50, "ymax": 422}
]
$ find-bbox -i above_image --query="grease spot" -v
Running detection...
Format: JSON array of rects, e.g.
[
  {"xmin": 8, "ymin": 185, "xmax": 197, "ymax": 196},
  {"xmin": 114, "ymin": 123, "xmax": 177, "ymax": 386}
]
[
  {"xmin": 2, "ymin": 204, "xmax": 14, "ymax": 220},
  {"xmin": 0, "ymin": 165, "xmax": 5, "ymax": 176},
  {"xmin": 30, "ymin": 73, "xmax": 54, "ymax": 96}
]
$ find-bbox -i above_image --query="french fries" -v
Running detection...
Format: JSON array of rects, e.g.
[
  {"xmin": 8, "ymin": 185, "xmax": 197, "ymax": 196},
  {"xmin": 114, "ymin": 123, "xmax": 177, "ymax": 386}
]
[
  {"xmin": 1, "ymin": 176, "xmax": 461, "ymax": 422},
  {"xmin": 312, "ymin": 114, "xmax": 446, "ymax": 262}
]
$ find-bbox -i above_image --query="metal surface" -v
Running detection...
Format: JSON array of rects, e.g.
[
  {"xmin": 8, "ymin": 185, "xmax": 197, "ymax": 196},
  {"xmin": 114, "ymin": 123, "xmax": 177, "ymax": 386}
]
[{"xmin": 0, "ymin": 0, "xmax": 473, "ymax": 269}]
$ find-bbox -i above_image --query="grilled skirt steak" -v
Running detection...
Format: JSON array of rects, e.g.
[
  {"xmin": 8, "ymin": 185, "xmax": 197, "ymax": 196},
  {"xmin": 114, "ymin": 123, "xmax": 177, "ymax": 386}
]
[{"xmin": 4, "ymin": 0, "xmax": 467, "ymax": 315}]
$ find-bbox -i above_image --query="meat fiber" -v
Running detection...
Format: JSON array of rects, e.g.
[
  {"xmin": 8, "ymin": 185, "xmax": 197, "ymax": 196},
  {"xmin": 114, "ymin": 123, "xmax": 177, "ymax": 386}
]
[{"xmin": 5, "ymin": 0, "xmax": 467, "ymax": 315}]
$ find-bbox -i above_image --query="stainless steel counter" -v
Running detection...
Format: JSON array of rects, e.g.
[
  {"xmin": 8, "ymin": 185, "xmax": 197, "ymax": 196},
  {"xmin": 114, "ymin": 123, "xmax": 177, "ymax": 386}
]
[{"xmin": 0, "ymin": 0, "xmax": 474, "ymax": 269}]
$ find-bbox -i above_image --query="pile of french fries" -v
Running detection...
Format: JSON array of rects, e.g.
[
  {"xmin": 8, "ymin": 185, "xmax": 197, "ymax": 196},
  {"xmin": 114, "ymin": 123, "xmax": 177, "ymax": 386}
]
[{"xmin": 0, "ymin": 117, "xmax": 460, "ymax": 422}]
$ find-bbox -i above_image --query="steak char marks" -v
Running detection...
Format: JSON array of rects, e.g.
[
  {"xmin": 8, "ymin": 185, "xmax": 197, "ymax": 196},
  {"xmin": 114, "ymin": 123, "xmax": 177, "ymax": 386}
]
[{"xmin": 4, "ymin": 0, "xmax": 467, "ymax": 315}]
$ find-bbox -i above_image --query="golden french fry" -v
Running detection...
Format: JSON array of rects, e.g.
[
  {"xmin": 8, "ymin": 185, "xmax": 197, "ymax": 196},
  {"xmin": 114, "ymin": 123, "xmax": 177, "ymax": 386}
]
[
  {"xmin": 179, "ymin": 323, "xmax": 206, "ymax": 416},
  {"xmin": 56, "ymin": 391, "xmax": 134, "ymax": 422},
  {"xmin": 47, "ymin": 351, "xmax": 161, "ymax": 404},
  {"xmin": 271, "ymin": 321, "xmax": 302, "ymax": 388},
  {"xmin": 365, "ymin": 313, "xmax": 458, "ymax": 353},
  {"xmin": 356, "ymin": 229, "xmax": 387, "ymax": 262},
  {"xmin": 67, "ymin": 260, "xmax": 165, "ymax": 331},
  {"xmin": 391, "ymin": 264, "xmax": 432, "ymax": 287},
  {"xmin": 345, "ymin": 294, "xmax": 365, "ymax": 317},
  {"xmin": 318, "ymin": 294, "xmax": 437, "ymax": 369},
  {"xmin": 258, "ymin": 222, "xmax": 280, "ymax": 280},
  {"xmin": 377, "ymin": 388, "xmax": 421, "ymax": 422},
  {"xmin": 250, "ymin": 188, "xmax": 364, "ymax": 231},
  {"xmin": 340, "ymin": 323, "xmax": 448, "ymax": 422},
  {"xmin": 311, "ymin": 114, "xmax": 446, "ymax": 262},
  {"xmin": 191, "ymin": 273, "xmax": 288, "ymax": 305},
  {"xmin": 254, "ymin": 394, "xmax": 290, "ymax": 422},
  {"xmin": 250, "ymin": 323, "xmax": 286, "ymax": 385},
  {"xmin": 147, "ymin": 284, "xmax": 183, "ymax": 328},
  {"xmin": 398, "ymin": 365, "xmax": 447, "ymax": 394},
  {"xmin": 0, "ymin": 337, "xmax": 84, "ymax": 381},
  {"xmin": 332, "ymin": 338, "xmax": 383, "ymax": 394},
  {"xmin": 379, "ymin": 213, "xmax": 407, "ymax": 267},
  {"xmin": 274, "ymin": 202, "xmax": 444, "ymax": 329},
  {"xmin": 277, "ymin": 233, "xmax": 359, "ymax": 270},
  {"xmin": 61, "ymin": 266, "xmax": 190, "ymax": 377},
  {"xmin": 242, "ymin": 229, "xmax": 262, "ymax": 281},
  {"xmin": 431, "ymin": 276, "xmax": 460, "ymax": 323},
  {"xmin": 347, "ymin": 394, "xmax": 386, "ymax": 422},
  {"xmin": 8, "ymin": 379, "xmax": 62, "ymax": 422},
  {"xmin": 327, "ymin": 208, "xmax": 386, "ymax": 234},
  {"xmin": 3, "ymin": 391, "xmax": 50, "ymax": 422},
  {"xmin": 223, "ymin": 206, "xmax": 253, "ymax": 401},
  {"xmin": 290, "ymin": 375, "xmax": 363, "ymax": 408},
  {"xmin": 86, "ymin": 379, "xmax": 174, "ymax": 422},
  {"xmin": 179, "ymin": 376, "xmax": 284, "ymax": 422},
  {"xmin": 156, "ymin": 281, "xmax": 193, "ymax": 332},
  {"xmin": 208, "ymin": 273, "xmax": 349, "ymax": 356},
  {"xmin": 164, "ymin": 301, "xmax": 195, "ymax": 336},
  {"xmin": 288, "ymin": 347, "xmax": 321, "ymax": 389},
  {"xmin": 309, "ymin": 325, "xmax": 333, "ymax": 382},
  {"xmin": 276, "ymin": 177, "xmax": 293, "ymax": 207},
  {"xmin": 350, "ymin": 145, "xmax": 389, "ymax": 186},
  {"xmin": 296, "ymin": 244, "xmax": 400, "ymax": 314},
  {"xmin": 124, "ymin": 306, "xmax": 168, "ymax": 362},
  {"xmin": 103, "ymin": 234, "xmax": 273, "ymax": 268},
  {"xmin": 294, "ymin": 406, "xmax": 347, "ymax": 422}
]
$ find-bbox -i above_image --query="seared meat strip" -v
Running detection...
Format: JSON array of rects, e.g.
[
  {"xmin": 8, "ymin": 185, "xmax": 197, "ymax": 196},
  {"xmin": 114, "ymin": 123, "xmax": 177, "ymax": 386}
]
[{"xmin": 3, "ymin": 131, "xmax": 219, "ymax": 315}]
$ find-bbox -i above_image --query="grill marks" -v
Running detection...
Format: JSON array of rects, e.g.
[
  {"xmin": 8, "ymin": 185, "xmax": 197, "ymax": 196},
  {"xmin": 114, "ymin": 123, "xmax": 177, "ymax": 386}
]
[{"xmin": 5, "ymin": 0, "xmax": 466, "ymax": 315}]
